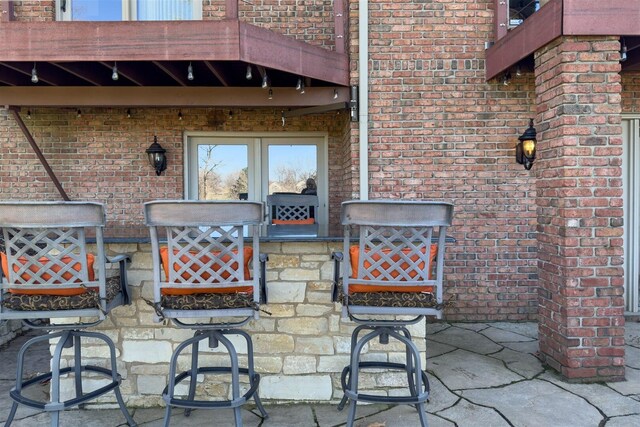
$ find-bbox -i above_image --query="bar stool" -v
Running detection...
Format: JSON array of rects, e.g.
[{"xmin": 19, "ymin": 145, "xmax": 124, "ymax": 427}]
[
  {"xmin": 144, "ymin": 201, "xmax": 268, "ymax": 427},
  {"xmin": 0, "ymin": 201, "xmax": 135, "ymax": 427},
  {"xmin": 332, "ymin": 200, "xmax": 453, "ymax": 427}
]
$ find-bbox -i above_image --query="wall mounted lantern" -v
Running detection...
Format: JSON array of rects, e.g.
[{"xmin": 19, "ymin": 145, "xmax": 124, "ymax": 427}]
[
  {"xmin": 516, "ymin": 119, "xmax": 536, "ymax": 170},
  {"xmin": 146, "ymin": 136, "xmax": 167, "ymax": 176}
]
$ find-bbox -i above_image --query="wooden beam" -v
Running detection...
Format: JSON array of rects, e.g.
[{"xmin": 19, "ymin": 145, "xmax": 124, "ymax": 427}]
[
  {"xmin": 203, "ymin": 61, "xmax": 229, "ymax": 86},
  {"xmin": 226, "ymin": 0, "xmax": 238, "ymax": 19},
  {"xmin": 0, "ymin": 87, "xmax": 351, "ymax": 107},
  {"xmin": 564, "ymin": 0, "xmax": 640, "ymax": 36},
  {"xmin": 494, "ymin": 0, "xmax": 508, "ymax": 41},
  {"xmin": 7, "ymin": 107, "xmax": 70, "ymax": 201},
  {"xmin": 0, "ymin": 0, "xmax": 14, "ymax": 23},
  {"xmin": 239, "ymin": 22, "xmax": 349, "ymax": 86},
  {"xmin": 0, "ymin": 63, "xmax": 27, "ymax": 85},
  {"xmin": 0, "ymin": 21, "xmax": 240, "ymax": 61},
  {"xmin": 152, "ymin": 61, "xmax": 188, "ymax": 87},
  {"xmin": 485, "ymin": 0, "xmax": 562, "ymax": 81},
  {"xmin": 334, "ymin": 0, "xmax": 347, "ymax": 54},
  {"xmin": 50, "ymin": 63, "xmax": 102, "ymax": 86}
]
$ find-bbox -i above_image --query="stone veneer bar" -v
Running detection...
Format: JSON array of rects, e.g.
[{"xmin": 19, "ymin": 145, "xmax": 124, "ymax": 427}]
[{"xmin": 52, "ymin": 240, "xmax": 427, "ymax": 407}]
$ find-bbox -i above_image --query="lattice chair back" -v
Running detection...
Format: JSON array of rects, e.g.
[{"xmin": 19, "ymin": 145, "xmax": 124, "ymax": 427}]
[
  {"xmin": 340, "ymin": 200, "xmax": 454, "ymax": 320},
  {"xmin": 267, "ymin": 194, "xmax": 318, "ymax": 224},
  {"xmin": 144, "ymin": 200, "xmax": 264, "ymax": 323},
  {"xmin": 0, "ymin": 202, "xmax": 117, "ymax": 323}
]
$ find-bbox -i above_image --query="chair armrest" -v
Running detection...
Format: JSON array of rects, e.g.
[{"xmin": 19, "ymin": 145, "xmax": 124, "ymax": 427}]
[
  {"xmin": 259, "ymin": 253, "xmax": 269, "ymax": 304},
  {"xmin": 106, "ymin": 254, "xmax": 131, "ymax": 264},
  {"xmin": 331, "ymin": 252, "xmax": 343, "ymax": 302},
  {"xmin": 106, "ymin": 254, "xmax": 132, "ymax": 305}
]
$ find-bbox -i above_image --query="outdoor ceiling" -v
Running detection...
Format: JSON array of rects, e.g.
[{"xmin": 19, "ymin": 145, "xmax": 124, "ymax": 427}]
[
  {"xmin": 0, "ymin": 60, "xmax": 333, "ymax": 88},
  {"xmin": 0, "ymin": 20, "xmax": 350, "ymax": 107}
]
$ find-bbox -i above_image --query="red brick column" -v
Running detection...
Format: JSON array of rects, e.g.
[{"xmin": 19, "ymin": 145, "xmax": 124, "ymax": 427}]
[{"xmin": 534, "ymin": 36, "xmax": 625, "ymax": 381}]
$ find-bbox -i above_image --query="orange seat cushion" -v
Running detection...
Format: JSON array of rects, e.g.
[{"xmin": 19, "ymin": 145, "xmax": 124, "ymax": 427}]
[
  {"xmin": 159, "ymin": 246, "xmax": 253, "ymax": 296},
  {"xmin": 1, "ymin": 252, "xmax": 96, "ymax": 296},
  {"xmin": 348, "ymin": 244, "xmax": 438, "ymax": 293},
  {"xmin": 272, "ymin": 218, "xmax": 315, "ymax": 225}
]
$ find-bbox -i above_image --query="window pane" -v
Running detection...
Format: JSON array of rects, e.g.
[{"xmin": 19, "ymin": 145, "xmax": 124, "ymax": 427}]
[
  {"xmin": 137, "ymin": 0, "xmax": 193, "ymax": 20},
  {"xmin": 268, "ymin": 145, "xmax": 317, "ymax": 194},
  {"xmin": 198, "ymin": 145, "xmax": 248, "ymax": 200},
  {"xmin": 72, "ymin": 0, "xmax": 122, "ymax": 21}
]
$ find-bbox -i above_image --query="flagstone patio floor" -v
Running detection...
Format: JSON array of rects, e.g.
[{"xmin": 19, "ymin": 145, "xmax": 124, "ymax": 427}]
[{"xmin": 1, "ymin": 321, "xmax": 638, "ymax": 426}]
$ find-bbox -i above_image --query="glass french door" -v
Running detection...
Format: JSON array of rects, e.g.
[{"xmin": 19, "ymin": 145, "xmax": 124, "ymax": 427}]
[{"xmin": 185, "ymin": 134, "xmax": 328, "ymax": 226}]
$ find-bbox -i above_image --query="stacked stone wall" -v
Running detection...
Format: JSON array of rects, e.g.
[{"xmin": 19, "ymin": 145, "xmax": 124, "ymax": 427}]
[{"xmin": 52, "ymin": 241, "xmax": 427, "ymax": 406}]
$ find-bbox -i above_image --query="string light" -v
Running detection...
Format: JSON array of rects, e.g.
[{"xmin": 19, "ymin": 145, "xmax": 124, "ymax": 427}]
[
  {"xmin": 178, "ymin": 110, "xmax": 183, "ymax": 120},
  {"xmin": 262, "ymin": 74, "xmax": 269, "ymax": 89},
  {"xmin": 112, "ymin": 62, "xmax": 119, "ymax": 81},
  {"xmin": 187, "ymin": 62, "xmax": 194, "ymax": 81},
  {"xmin": 620, "ymin": 37, "xmax": 628, "ymax": 62},
  {"xmin": 296, "ymin": 78, "xmax": 302, "ymax": 91},
  {"xmin": 502, "ymin": 71, "xmax": 511, "ymax": 86},
  {"xmin": 31, "ymin": 63, "xmax": 38, "ymax": 84},
  {"xmin": 268, "ymin": 88, "xmax": 273, "ymax": 100},
  {"xmin": 245, "ymin": 65, "xmax": 252, "ymax": 80}
]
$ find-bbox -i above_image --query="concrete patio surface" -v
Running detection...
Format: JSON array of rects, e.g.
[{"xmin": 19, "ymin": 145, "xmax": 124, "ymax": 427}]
[{"xmin": 1, "ymin": 321, "xmax": 638, "ymax": 426}]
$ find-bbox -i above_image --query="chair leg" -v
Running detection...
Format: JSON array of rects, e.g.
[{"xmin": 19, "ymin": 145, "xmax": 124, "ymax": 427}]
[
  {"xmin": 49, "ymin": 410, "xmax": 59, "ymax": 427},
  {"xmin": 48, "ymin": 330, "xmax": 70, "ymax": 427},
  {"xmin": 73, "ymin": 335, "xmax": 84, "ymax": 408},
  {"xmin": 162, "ymin": 405, "xmax": 173, "ymax": 427},
  {"xmin": 338, "ymin": 325, "xmax": 370, "ymax": 412},
  {"xmin": 4, "ymin": 402, "xmax": 19, "ymax": 426},
  {"xmin": 417, "ymin": 401, "xmax": 429, "ymax": 427},
  {"xmin": 340, "ymin": 325, "xmax": 430, "ymax": 427},
  {"xmin": 82, "ymin": 330, "xmax": 137, "ymax": 427},
  {"xmin": 183, "ymin": 336, "xmax": 200, "ymax": 417},
  {"xmin": 238, "ymin": 330, "xmax": 268, "ymax": 419},
  {"xmin": 6, "ymin": 329, "xmax": 136, "ymax": 427},
  {"xmin": 162, "ymin": 329, "xmax": 266, "ymax": 427},
  {"xmin": 4, "ymin": 331, "xmax": 64, "ymax": 427},
  {"xmin": 343, "ymin": 327, "xmax": 374, "ymax": 427}
]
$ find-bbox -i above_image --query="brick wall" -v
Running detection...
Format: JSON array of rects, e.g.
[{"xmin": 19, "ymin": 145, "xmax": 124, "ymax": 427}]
[
  {"xmin": 0, "ymin": 107, "xmax": 350, "ymax": 235},
  {"xmin": 10, "ymin": 0, "xmax": 54, "ymax": 21},
  {"xmin": 534, "ymin": 36, "xmax": 625, "ymax": 381},
  {"xmin": 349, "ymin": 0, "xmax": 539, "ymax": 321},
  {"xmin": 622, "ymin": 72, "xmax": 640, "ymax": 113}
]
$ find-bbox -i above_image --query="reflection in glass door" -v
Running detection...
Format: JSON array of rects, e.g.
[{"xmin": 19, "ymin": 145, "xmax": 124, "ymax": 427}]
[
  {"xmin": 266, "ymin": 145, "xmax": 317, "ymax": 194},
  {"xmin": 197, "ymin": 145, "xmax": 248, "ymax": 200}
]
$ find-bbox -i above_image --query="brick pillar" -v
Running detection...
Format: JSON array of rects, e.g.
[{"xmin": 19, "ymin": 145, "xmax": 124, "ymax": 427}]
[{"xmin": 534, "ymin": 36, "xmax": 625, "ymax": 382}]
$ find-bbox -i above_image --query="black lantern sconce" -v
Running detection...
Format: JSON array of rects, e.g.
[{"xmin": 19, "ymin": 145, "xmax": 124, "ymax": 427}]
[
  {"xmin": 516, "ymin": 119, "xmax": 537, "ymax": 170},
  {"xmin": 146, "ymin": 136, "xmax": 167, "ymax": 176}
]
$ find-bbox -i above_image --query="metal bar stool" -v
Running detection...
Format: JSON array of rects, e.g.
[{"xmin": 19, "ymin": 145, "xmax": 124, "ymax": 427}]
[
  {"xmin": 0, "ymin": 201, "xmax": 135, "ymax": 427},
  {"xmin": 332, "ymin": 200, "xmax": 454, "ymax": 427},
  {"xmin": 144, "ymin": 201, "xmax": 268, "ymax": 427}
]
